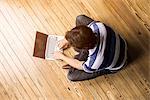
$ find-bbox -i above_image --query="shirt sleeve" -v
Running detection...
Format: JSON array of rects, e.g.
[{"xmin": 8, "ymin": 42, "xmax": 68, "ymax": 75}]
[
  {"xmin": 82, "ymin": 63, "xmax": 94, "ymax": 73},
  {"xmin": 82, "ymin": 56, "xmax": 97, "ymax": 73}
]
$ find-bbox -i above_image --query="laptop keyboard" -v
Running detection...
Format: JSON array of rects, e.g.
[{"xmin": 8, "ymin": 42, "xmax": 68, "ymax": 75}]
[{"xmin": 46, "ymin": 36, "xmax": 57, "ymax": 58}]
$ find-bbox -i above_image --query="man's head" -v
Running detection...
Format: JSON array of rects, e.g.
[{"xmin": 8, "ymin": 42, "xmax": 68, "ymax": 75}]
[{"xmin": 65, "ymin": 25, "xmax": 97, "ymax": 50}]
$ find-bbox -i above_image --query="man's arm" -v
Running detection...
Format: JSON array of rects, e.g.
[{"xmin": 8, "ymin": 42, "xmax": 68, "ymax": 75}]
[
  {"xmin": 54, "ymin": 51, "xmax": 84, "ymax": 70},
  {"xmin": 62, "ymin": 55, "xmax": 84, "ymax": 70}
]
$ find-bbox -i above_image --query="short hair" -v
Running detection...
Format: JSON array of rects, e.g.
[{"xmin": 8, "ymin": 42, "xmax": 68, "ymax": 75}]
[{"xmin": 65, "ymin": 25, "xmax": 97, "ymax": 49}]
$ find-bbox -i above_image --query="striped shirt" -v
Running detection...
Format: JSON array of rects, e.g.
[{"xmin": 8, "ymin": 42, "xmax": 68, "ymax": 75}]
[{"xmin": 82, "ymin": 21, "xmax": 127, "ymax": 73}]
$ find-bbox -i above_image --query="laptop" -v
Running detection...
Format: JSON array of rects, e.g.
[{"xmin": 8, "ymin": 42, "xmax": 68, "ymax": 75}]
[{"xmin": 33, "ymin": 31, "xmax": 64, "ymax": 60}]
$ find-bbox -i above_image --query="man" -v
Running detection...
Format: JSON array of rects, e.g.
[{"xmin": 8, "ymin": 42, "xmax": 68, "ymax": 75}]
[{"xmin": 54, "ymin": 15, "xmax": 127, "ymax": 81}]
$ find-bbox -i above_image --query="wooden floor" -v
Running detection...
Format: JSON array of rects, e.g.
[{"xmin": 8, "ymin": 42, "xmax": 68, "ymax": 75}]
[{"xmin": 0, "ymin": 0, "xmax": 150, "ymax": 99}]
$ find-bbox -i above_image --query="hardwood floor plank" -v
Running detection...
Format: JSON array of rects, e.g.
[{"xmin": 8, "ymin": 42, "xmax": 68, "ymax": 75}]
[
  {"xmin": 0, "ymin": 69, "xmax": 10, "ymax": 100},
  {"xmin": 0, "ymin": 0, "xmax": 149, "ymax": 99}
]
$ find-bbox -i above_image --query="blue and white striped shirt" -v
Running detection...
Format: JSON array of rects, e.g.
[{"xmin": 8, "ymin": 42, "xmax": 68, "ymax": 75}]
[{"xmin": 82, "ymin": 21, "xmax": 127, "ymax": 73}]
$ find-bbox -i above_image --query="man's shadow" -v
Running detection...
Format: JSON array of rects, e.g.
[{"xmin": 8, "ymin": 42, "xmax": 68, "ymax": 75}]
[
  {"xmin": 125, "ymin": 40, "xmax": 150, "ymax": 82},
  {"xmin": 127, "ymin": 40, "xmax": 144, "ymax": 65}
]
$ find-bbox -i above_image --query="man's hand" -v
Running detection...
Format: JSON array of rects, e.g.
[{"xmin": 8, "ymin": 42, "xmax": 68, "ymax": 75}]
[{"xmin": 57, "ymin": 38, "xmax": 69, "ymax": 50}]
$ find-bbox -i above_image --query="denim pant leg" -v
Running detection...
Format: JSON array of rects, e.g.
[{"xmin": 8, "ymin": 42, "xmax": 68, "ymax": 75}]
[
  {"xmin": 67, "ymin": 67, "xmax": 111, "ymax": 81},
  {"xmin": 76, "ymin": 15, "xmax": 94, "ymax": 26}
]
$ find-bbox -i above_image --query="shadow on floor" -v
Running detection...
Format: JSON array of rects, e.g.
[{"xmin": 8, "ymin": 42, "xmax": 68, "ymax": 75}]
[
  {"xmin": 127, "ymin": 41, "xmax": 144, "ymax": 65},
  {"xmin": 126, "ymin": 40, "xmax": 150, "ymax": 82}
]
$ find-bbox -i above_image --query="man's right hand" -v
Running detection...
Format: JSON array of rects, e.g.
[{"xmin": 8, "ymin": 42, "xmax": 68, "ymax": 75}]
[{"xmin": 57, "ymin": 38, "xmax": 69, "ymax": 50}]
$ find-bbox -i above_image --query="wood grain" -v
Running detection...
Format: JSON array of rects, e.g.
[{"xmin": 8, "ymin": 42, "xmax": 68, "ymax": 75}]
[{"xmin": 0, "ymin": 0, "xmax": 149, "ymax": 99}]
